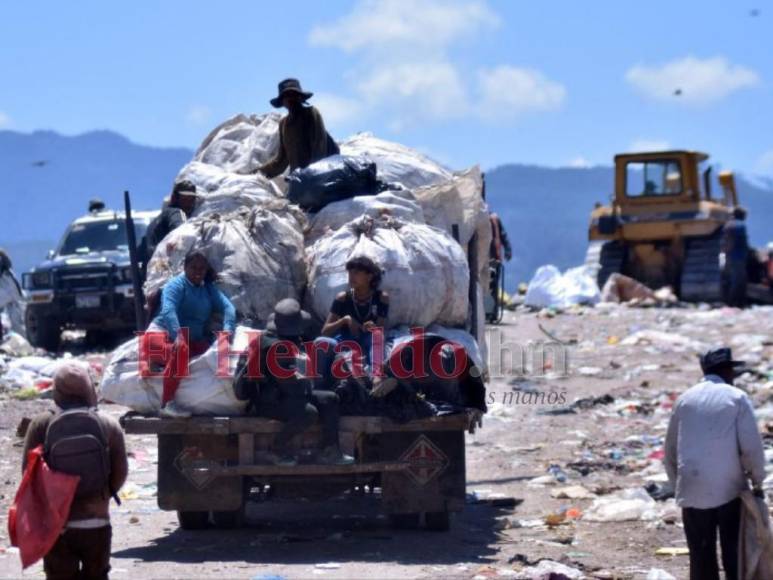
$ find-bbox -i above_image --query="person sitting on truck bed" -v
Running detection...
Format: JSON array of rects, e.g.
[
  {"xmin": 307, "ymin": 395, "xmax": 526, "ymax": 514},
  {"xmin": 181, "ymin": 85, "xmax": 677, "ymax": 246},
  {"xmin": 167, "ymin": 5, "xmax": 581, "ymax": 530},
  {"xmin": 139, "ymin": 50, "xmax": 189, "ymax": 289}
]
[
  {"xmin": 234, "ymin": 298, "xmax": 354, "ymax": 466},
  {"xmin": 144, "ymin": 180, "xmax": 199, "ymax": 263},
  {"xmin": 257, "ymin": 78, "xmax": 339, "ymax": 179},
  {"xmin": 150, "ymin": 251, "xmax": 236, "ymax": 418},
  {"xmin": 315, "ymin": 256, "xmax": 391, "ymax": 391}
]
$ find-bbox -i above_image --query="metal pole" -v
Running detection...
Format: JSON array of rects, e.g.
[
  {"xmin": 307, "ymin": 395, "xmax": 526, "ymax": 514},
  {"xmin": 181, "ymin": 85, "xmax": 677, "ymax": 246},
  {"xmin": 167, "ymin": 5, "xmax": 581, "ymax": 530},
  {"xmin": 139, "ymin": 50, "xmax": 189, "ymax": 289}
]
[
  {"xmin": 468, "ymin": 233, "xmax": 479, "ymax": 340},
  {"xmin": 124, "ymin": 190, "xmax": 146, "ymax": 330}
]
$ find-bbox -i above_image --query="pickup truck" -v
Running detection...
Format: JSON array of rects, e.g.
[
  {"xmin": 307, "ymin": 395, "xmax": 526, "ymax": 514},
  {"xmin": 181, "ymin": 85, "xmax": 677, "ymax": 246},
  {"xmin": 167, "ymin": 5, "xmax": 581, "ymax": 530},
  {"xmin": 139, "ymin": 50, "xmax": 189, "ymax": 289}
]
[{"xmin": 22, "ymin": 208, "xmax": 158, "ymax": 351}]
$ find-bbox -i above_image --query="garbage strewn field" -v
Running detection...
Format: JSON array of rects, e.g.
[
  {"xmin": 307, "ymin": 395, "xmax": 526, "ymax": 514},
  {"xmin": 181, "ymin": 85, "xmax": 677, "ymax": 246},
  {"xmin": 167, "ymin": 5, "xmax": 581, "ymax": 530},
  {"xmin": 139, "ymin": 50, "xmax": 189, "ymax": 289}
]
[{"xmin": 1, "ymin": 303, "xmax": 771, "ymax": 578}]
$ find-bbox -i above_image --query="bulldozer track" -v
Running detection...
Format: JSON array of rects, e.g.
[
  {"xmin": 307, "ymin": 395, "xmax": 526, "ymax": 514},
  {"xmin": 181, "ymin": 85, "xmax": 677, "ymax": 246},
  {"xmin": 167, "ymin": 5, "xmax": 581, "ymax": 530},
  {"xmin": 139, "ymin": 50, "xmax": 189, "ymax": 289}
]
[
  {"xmin": 585, "ymin": 241, "xmax": 625, "ymax": 289},
  {"xmin": 680, "ymin": 236, "xmax": 722, "ymax": 303}
]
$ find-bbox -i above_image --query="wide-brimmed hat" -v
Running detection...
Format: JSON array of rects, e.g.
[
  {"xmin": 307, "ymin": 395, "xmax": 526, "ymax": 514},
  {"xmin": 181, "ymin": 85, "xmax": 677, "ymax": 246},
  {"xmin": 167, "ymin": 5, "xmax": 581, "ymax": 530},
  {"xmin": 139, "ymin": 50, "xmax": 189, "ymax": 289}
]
[
  {"xmin": 700, "ymin": 347, "xmax": 746, "ymax": 374},
  {"xmin": 270, "ymin": 78, "xmax": 313, "ymax": 108},
  {"xmin": 173, "ymin": 180, "xmax": 199, "ymax": 198},
  {"xmin": 266, "ymin": 298, "xmax": 312, "ymax": 337}
]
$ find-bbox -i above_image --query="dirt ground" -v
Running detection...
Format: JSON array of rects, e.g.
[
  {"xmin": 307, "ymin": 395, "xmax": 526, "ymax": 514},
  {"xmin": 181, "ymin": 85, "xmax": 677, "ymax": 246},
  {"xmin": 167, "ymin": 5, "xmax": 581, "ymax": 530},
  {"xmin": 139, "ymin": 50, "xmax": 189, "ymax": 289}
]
[{"xmin": 1, "ymin": 304, "xmax": 772, "ymax": 579}]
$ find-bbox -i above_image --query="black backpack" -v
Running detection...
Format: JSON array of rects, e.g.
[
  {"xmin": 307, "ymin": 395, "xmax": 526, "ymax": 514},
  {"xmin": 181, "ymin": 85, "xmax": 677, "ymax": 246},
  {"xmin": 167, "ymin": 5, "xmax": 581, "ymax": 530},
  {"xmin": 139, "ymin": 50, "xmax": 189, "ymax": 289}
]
[{"xmin": 44, "ymin": 409, "xmax": 111, "ymax": 499}]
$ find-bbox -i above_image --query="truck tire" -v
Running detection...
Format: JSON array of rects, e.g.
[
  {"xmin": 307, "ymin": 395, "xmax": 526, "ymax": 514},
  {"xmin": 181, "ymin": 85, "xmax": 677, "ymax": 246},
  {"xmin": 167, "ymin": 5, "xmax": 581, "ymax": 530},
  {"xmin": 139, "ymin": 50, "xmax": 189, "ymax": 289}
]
[
  {"xmin": 26, "ymin": 312, "xmax": 61, "ymax": 352},
  {"xmin": 388, "ymin": 513, "xmax": 420, "ymax": 529},
  {"xmin": 425, "ymin": 511, "xmax": 450, "ymax": 531},
  {"xmin": 211, "ymin": 508, "xmax": 245, "ymax": 529},
  {"xmin": 177, "ymin": 510, "xmax": 209, "ymax": 530}
]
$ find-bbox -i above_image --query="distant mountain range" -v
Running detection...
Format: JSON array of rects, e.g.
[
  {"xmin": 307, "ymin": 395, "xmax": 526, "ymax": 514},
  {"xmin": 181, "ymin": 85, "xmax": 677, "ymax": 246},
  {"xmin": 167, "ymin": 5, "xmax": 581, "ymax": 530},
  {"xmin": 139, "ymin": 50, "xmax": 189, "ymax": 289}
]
[{"xmin": 1, "ymin": 129, "xmax": 771, "ymax": 289}]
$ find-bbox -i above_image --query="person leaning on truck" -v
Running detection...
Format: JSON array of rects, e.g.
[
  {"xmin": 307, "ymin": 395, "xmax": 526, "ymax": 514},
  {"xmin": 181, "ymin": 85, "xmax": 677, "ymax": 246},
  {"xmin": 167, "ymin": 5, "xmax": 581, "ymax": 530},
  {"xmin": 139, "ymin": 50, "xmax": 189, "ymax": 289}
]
[
  {"xmin": 149, "ymin": 251, "xmax": 236, "ymax": 418},
  {"xmin": 664, "ymin": 347, "xmax": 766, "ymax": 580},
  {"xmin": 143, "ymin": 180, "xmax": 199, "ymax": 263},
  {"xmin": 256, "ymin": 78, "xmax": 339, "ymax": 179},
  {"xmin": 22, "ymin": 363, "xmax": 128, "ymax": 580}
]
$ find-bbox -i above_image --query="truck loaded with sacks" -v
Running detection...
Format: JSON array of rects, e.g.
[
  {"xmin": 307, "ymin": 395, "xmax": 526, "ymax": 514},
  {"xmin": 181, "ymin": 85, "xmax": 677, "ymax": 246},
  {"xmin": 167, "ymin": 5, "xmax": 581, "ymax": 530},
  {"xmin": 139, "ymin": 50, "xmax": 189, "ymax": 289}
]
[{"xmin": 101, "ymin": 112, "xmax": 491, "ymax": 530}]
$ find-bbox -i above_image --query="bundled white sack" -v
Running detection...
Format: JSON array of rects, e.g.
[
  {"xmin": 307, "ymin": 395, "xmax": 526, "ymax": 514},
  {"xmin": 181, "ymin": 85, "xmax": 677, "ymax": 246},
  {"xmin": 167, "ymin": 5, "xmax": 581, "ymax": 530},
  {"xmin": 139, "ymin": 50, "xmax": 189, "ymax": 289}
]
[
  {"xmin": 413, "ymin": 167, "xmax": 491, "ymax": 288},
  {"xmin": 99, "ymin": 327, "xmax": 254, "ymax": 415},
  {"xmin": 307, "ymin": 216, "xmax": 469, "ymax": 327},
  {"xmin": 177, "ymin": 161, "xmax": 283, "ymax": 202},
  {"xmin": 524, "ymin": 265, "xmax": 601, "ymax": 309},
  {"xmin": 306, "ymin": 190, "xmax": 425, "ymax": 243},
  {"xmin": 339, "ymin": 133, "xmax": 453, "ymax": 189},
  {"xmin": 145, "ymin": 205, "xmax": 307, "ymax": 322},
  {"xmin": 193, "ymin": 113, "xmax": 282, "ymax": 174}
]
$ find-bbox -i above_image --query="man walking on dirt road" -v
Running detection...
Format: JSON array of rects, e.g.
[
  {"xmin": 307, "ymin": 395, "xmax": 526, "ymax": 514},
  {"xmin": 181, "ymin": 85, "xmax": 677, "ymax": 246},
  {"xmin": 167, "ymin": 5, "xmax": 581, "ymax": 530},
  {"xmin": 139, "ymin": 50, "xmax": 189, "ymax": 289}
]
[{"xmin": 665, "ymin": 347, "xmax": 766, "ymax": 580}]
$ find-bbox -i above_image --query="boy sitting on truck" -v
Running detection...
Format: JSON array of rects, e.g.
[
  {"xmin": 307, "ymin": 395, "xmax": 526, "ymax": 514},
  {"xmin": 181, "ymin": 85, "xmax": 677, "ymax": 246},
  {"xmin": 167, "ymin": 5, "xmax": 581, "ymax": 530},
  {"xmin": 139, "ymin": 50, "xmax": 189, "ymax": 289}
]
[{"xmin": 234, "ymin": 298, "xmax": 354, "ymax": 466}]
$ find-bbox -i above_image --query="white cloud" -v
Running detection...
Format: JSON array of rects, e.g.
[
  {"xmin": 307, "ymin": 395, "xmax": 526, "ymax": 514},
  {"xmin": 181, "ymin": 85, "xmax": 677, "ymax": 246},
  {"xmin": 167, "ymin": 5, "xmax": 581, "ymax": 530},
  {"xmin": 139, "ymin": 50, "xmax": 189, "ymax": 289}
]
[
  {"xmin": 186, "ymin": 105, "xmax": 212, "ymax": 125},
  {"xmin": 625, "ymin": 56, "xmax": 759, "ymax": 104},
  {"xmin": 629, "ymin": 139, "xmax": 671, "ymax": 152},
  {"xmin": 313, "ymin": 92, "xmax": 366, "ymax": 127},
  {"xmin": 357, "ymin": 62, "xmax": 469, "ymax": 121},
  {"xmin": 478, "ymin": 66, "xmax": 566, "ymax": 119},
  {"xmin": 755, "ymin": 150, "xmax": 773, "ymax": 173},
  {"xmin": 0, "ymin": 112, "xmax": 11, "ymax": 128},
  {"xmin": 308, "ymin": 1, "xmax": 564, "ymax": 129},
  {"xmin": 568, "ymin": 156, "xmax": 590, "ymax": 168},
  {"xmin": 309, "ymin": 0, "xmax": 499, "ymax": 55}
]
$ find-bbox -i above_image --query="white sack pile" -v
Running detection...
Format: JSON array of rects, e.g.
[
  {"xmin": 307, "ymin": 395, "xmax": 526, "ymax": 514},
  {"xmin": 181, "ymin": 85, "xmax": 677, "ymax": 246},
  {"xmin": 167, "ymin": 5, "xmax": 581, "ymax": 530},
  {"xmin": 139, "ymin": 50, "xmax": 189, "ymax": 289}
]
[
  {"xmin": 99, "ymin": 327, "xmax": 254, "ymax": 415},
  {"xmin": 524, "ymin": 265, "xmax": 601, "ymax": 309},
  {"xmin": 306, "ymin": 216, "xmax": 469, "ymax": 328},
  {"xmin": 145, "ymin": 205, "xmax": 307, "ymax": 322}
]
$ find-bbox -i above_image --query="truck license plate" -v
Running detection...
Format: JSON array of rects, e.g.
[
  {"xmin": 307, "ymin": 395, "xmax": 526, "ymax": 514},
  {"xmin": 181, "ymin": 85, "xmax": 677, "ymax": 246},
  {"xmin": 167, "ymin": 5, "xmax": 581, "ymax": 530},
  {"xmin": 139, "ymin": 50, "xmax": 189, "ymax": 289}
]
[{"xmin": 75, "ymin": 294, "xmax": 101, "ymax": 308}]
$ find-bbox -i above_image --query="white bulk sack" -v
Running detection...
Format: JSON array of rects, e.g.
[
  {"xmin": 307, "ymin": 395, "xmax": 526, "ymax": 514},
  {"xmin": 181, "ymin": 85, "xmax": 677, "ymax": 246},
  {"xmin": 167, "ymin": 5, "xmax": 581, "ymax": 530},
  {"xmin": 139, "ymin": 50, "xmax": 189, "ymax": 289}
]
[
  {"xmin": 306, "ymin": 190, "xmax": 425, "ymax": 243},
  {"xmin": 413, "ymin": 167, "xmax": 491, "ymax": 288},
  {"xmin": 194, "ymin": 113, "xmax": 282, "ymax": 174},
  {"xmin": 99, "ymin": 326, "xmax": 254, "ymax": 415},
  {"xmin": 524, "ymin": 265, "xmax": 601, "ymax": 309},
  {"xmin": 306, "ymin": 217, "xmax": 469, "ymax": 327},
  {"xmin": 339, "ymin": 133, "xmax": 453, "ymax": 189},
  {"xmin": 145, "ymin": 206, "xmax": 307, "ymax": 322}
]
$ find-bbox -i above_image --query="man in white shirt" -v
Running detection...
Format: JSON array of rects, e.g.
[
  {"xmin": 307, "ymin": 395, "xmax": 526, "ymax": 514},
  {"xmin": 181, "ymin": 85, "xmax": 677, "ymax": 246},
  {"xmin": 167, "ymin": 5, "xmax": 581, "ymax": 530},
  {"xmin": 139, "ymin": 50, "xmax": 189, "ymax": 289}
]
[{"xmin": 665, "ymin": 347, "xmax": 766, "ymax": 580}]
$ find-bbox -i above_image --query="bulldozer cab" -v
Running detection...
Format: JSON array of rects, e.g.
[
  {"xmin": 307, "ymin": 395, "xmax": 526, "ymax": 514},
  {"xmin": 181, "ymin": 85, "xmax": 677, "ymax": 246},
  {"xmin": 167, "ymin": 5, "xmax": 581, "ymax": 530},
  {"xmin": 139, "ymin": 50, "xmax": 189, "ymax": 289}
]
[{"xmin": 613, "ymin": 151, "xmax": 736, "ymax": 210}]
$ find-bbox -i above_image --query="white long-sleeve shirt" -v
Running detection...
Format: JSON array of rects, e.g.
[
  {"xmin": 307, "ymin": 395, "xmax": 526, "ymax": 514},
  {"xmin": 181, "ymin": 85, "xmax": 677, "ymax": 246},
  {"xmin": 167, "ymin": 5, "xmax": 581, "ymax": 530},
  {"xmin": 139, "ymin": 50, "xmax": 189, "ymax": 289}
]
[{"xmin": 665, "ymin": 374, "xmax": 766, "ymax": 509}]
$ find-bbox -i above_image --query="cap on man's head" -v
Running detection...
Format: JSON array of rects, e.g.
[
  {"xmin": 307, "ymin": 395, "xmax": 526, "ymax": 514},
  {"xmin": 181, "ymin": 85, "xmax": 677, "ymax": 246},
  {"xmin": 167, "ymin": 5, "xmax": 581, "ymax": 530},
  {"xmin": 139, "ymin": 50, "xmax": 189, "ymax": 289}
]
[
  {"xmin": 53, "ymin": 362, "xmax": 97, "ymax": 408},
  {"xmin": 266, "ymin": 298, "xmax": 312, "ymax": 337},
  {"xmin": 172, "ymin": 180, "xmax": 198, "ymax": 197},
  {"xmin": 699, "ymin": 347, "xmax": 745, "ymax": 374}
]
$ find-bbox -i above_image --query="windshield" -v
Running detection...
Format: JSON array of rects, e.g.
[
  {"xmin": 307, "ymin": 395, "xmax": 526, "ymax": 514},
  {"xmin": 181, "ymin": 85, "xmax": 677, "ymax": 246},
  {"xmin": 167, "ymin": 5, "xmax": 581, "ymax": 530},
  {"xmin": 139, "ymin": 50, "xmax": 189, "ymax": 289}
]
[
  {"xmin": 57, "ymin": 220, "xmax": 148, "ymax": 256},
  {"xmin": 625, "ymin": 160, "xmax": 683, "ymax": 197}
]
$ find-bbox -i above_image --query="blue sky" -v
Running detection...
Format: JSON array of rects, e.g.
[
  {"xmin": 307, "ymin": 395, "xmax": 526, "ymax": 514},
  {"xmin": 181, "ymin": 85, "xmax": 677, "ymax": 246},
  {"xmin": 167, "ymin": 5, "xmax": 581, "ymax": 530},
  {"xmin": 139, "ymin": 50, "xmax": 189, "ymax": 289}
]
[{"xmin": 1, "ymin": 0, "xmax": 771, "ymax": 174}]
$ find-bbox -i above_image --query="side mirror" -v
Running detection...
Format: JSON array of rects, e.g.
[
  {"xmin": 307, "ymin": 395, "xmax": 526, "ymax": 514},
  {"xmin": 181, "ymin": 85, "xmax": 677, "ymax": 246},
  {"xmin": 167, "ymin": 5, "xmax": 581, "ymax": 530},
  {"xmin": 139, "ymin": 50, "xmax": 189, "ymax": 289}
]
[{"xmin": 47, "ymin": 249, "xmax": 55, "ymax": 259}]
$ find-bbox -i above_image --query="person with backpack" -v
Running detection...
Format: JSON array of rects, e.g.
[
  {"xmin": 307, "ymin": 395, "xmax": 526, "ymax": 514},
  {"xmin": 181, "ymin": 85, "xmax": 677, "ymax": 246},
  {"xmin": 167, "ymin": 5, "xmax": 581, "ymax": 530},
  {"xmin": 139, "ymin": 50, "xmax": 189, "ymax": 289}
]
[
  {"xmin": 149, "ymin": 250, "xmax": 236, "ymax": 418},
  {"xmin": 21, "ymin": 362, "xmax": 128, "ymax": 580}
]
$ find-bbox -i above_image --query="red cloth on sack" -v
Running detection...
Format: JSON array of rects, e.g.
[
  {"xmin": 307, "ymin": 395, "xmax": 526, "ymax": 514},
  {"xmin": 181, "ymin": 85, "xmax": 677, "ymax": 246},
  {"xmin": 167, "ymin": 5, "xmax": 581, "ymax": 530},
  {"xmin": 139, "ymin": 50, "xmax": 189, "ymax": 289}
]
[
  {"xmin": 8, "ymin": 445, "xmax": 79, "ymax": 569},
  {"xmin": 161, "ymin": 338, "xmax": 210, "ymax": 405}
]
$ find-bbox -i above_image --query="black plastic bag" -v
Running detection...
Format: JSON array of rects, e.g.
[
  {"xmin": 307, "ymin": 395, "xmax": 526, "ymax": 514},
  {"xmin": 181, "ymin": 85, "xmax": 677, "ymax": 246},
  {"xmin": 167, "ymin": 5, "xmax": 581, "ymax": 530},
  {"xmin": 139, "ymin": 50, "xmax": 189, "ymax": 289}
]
[{"xmin": 286, "ymin": 155, "xmax": 379, "ymax": 212}]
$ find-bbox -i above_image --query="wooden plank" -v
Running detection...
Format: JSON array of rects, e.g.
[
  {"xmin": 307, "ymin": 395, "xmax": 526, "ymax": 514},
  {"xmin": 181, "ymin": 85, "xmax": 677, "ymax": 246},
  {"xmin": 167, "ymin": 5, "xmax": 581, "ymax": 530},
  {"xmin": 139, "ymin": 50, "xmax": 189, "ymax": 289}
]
[
  {"xmin": 216, "ymin": 460, "xmax": 409, "ymax": 477},
  {"xmin": 121, "ymin": 412, "xmax": 471, "ymax": 435}
]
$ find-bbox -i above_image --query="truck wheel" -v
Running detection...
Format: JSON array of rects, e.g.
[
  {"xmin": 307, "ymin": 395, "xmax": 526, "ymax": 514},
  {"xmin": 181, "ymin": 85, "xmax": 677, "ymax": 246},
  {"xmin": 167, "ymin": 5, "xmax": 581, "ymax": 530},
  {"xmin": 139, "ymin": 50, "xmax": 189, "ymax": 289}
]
[
  {"xmin": 211, "ymin": 506, "xmax": 245, "ymax": 529},
  {"xmin": 388, "ymin": 513, "xmax": 420, "ymax": 529},
  {"xmin": 177, "ymin": 510, "xmax": 209, "ymax": 530},
  {"xmin": 26, "ymin": 313, "xmax": 61, "ymax": 352},
  {"xmin": 425, "ymin": 511, "xmax": 450, "ymax": 531}
]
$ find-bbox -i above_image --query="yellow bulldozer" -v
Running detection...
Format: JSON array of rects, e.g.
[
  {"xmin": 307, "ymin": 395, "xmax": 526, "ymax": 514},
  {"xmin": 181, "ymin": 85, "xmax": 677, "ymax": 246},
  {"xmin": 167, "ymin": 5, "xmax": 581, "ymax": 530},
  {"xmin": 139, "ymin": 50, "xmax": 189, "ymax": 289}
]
[{"xmin": 586, "ymin": 150, "xmax": 772, "ymax": 303}]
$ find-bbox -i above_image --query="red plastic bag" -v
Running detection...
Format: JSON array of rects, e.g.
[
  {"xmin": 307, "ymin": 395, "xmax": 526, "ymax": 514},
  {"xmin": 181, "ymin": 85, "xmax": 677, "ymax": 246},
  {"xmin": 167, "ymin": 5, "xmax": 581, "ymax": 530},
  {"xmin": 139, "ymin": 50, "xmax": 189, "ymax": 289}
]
[{"xmin": 8, "ymin": 445, "xmax": 79, "ymax": 569}]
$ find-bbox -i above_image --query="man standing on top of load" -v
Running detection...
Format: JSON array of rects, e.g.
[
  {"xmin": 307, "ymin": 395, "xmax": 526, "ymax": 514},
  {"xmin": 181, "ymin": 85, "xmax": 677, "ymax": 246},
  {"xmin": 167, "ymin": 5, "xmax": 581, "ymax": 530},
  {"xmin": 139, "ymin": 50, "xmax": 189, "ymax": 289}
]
[{"xmin": 257, "ymin": 78, "xmax": 339, "ymax": 178}]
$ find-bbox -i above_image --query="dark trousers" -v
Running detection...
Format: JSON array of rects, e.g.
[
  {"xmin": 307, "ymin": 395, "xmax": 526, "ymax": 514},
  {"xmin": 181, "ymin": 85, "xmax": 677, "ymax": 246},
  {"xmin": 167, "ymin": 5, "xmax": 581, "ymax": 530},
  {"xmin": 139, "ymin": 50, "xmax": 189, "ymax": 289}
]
[
  {"xmin": 43, "ymin": 526, "xmax": 112, "ymax": 580},
  {"xmin": 260, "ymin": 391, "xmax": 340, "ymax": 450},
  {"xmin": 682, "ymin": 498, "xmax": 741, "ymax": 580}
]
